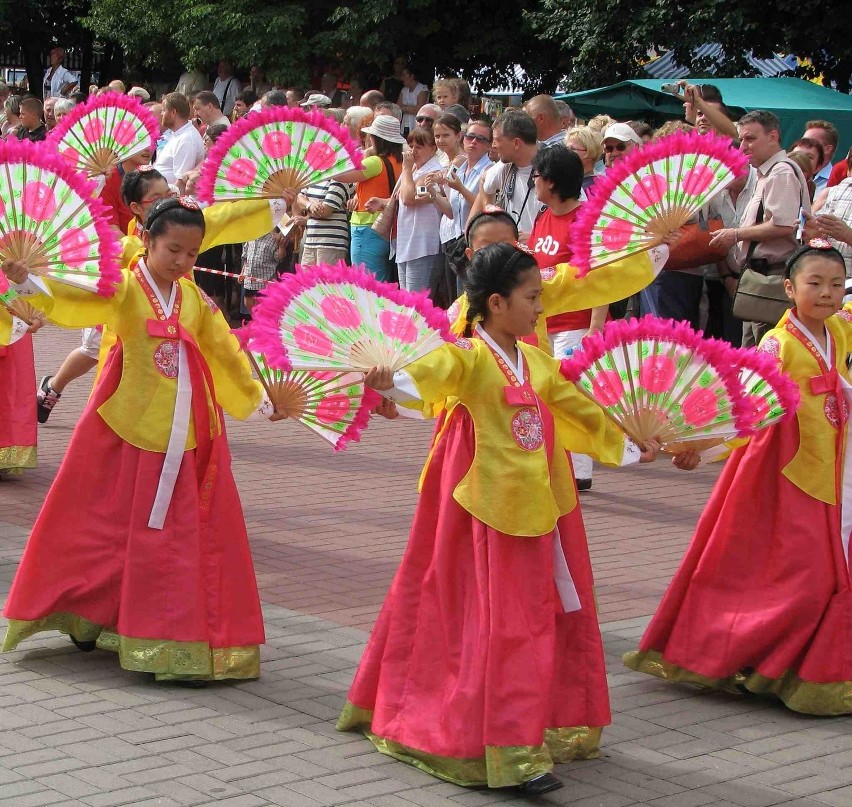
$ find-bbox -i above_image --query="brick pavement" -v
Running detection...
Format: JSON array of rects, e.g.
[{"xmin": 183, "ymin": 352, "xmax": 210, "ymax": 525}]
[{"xmin": 0, "ymin": 327, "xmax": 849, "ymax": 807}]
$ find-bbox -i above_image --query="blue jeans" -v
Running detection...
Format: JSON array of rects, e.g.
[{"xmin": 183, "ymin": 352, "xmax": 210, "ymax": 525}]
[
  {"xmin": 350, "ymin": 225, "xmax": 392, "ymax": 282},
  {"xmin": 398, "ymin": 254, "xmax": 442, "ymax": 293}
]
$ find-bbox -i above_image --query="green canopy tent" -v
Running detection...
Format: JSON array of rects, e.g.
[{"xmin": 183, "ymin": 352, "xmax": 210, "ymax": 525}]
[{"xmin": 556, "ymin": 77, "xmax": 852, "ymax": 154}]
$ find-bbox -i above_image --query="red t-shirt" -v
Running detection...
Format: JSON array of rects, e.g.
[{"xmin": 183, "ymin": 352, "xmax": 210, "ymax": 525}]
[
  {"xmin": 828, "ymin": 161, "xmax": 849, "ymax": 188},
  {"xmin": 530, "ymin": 207, "xmax": 594, "ymax": 333},
  {"xmin": 100, "ymin": 169, "xmax": 134, "ymax": 233}
]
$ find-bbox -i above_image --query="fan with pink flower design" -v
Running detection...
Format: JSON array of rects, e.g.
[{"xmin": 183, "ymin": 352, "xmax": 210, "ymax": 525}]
[
  {"xmin": 570, "ymin": 131, "xmax": 749, "ymax": 274},
  {"xmin": 0, "ymin": 141, "xmax": 122, "ymax": 296},
  {"xmin": 560, "ymin": 316, "xmax": 766, "ymax": 451},
  {"xmin": 196, "ymin": 107, "xmax": 362, "ymax": 202},
  {"xmin": 47, "ymin": 92, "xmax": 160, "ymax": 178},
  {"xmin": 250, "ymin": 262, "xmax": 452, "ymax": 373}
]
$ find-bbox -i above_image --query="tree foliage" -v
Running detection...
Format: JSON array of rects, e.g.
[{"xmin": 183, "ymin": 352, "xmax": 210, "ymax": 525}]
[{"xmin": 525, "ymin": 0, "xmax": 852, "ymax": 94}]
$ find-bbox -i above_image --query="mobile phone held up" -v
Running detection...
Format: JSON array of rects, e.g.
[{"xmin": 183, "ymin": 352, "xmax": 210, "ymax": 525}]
[{"xmin": 661, "ymin": 83, "xmax": 681, "ymax": 95}]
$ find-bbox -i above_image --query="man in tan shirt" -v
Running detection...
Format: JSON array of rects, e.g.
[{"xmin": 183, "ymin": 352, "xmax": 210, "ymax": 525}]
[{"xmin": 710, "ymin": 110, "xmax": 810, "ymax": 346}]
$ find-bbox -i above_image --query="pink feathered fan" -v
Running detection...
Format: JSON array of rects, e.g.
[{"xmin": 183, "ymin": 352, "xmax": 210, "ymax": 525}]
[{"xmin": 571, "ymin": 131, "xmax": 749, "ymax": 273}]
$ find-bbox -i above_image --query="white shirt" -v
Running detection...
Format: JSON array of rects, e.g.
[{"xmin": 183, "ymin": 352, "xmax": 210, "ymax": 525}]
[
  {"xmin": 482, "ymin": 160, "xmax": 546, "ymax": 235},
  {"xmin": 43, "ymin": 65, "xmax": 77, "ymax": 98},
  {"xmin": 396, "ymin": 156, "xmax": 443, "ymax": 263},
  {"xmin": 213, "ymin": 76, "xmax": 242, "ymax": 117},
  {"xmin": 154, "ymin": 121, "xmax": 206, "ymax": 184},
  {"xmin": 399, "ymin": 82, "xmax": 427, "ymax": 133}
]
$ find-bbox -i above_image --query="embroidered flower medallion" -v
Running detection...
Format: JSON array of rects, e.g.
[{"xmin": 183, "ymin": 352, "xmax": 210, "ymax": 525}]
[
  {"xmin": 511, "ymin": 407, "xmax": 544, "ymax": 451},
  {"xmin": 757, "ymin": 336, "xmax": 780, "ymax": 357},
  {"xmin": 153, "ymin": 340, "xmax": 179, "ymax": 379},
  {"xmin": 540, "ymin": 266, "xmax": 557, "ymax": 281},
  {"xmin": 199, "ymin": 289, "xmax": 219, "ymax": 313},
  {"xmin": 454, "ymin": 337, "xmax": 474, "ymax": 350},
  {"xmin": 824, "ymin": 393, "xmax": 849, "ymax": 428}
]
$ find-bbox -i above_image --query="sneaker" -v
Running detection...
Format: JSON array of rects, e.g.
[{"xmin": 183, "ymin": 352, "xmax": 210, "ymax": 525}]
[
  {"xmin": 576, "ymin": 478, "xmax": 592, "ymax": 492},
  {"xmin": 36, "ymin": 375, "xmax": 61, "ymax": 423}
]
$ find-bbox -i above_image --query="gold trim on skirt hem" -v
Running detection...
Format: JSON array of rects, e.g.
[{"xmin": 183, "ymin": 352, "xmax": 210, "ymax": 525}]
[
  {"xmin": 624, "ymin": 649, "xmax": 852, "ymax": 716},
  {"xmin": 0, "ymin": 445, "xmax": 36, "ymax": 473},
  {"xmin": 336, "ymin": 701, "xmax": 602, "ymax": 788},
  {"xmin": 2, "ymin": 614, "xmax": 259, "ymax": 680}
]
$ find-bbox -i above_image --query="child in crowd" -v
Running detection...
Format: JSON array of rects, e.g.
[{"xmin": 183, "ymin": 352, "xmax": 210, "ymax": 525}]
[
  {"xmin": 625, "ymin": 243, "xmax": 852, "ymax": 715},
  {"xmin": 338, "ymin": 242, "xmax": 660, "ymax": 793},
  {"xmin": 2, "ymin": 197, "xmax": 284, "ymax": 685}
]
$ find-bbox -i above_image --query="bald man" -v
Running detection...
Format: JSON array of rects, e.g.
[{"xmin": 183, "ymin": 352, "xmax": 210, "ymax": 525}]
[{"xmin": 523, "ymin": 94, "xmax": 564, "ymax": 147}]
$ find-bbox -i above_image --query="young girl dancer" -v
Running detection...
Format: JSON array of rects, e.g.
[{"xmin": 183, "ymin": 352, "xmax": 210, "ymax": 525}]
[
  {"xmin": 338, "ymin": 242, "xmax": 660, "ymax": 794},
  {"xmin": 625, "ymin": 243, "xmax": 852, "ymax": 715},
  {"xmin": 37, "ymin": 167, "xmax": 294, "ymax": 422},
  {"xmin": 3, "ymin": 197, "xmax": 283, "ymax": 684}
]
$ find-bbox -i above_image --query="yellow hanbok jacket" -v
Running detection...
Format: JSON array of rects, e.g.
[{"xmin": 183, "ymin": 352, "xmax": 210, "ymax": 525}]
[
  {"xmin": 758, "ymin": 310, "xmax": 852, "ymax": 504},
  {"xmin": 398, "ymin": 339, "xmax": 629, "ymax": 537},
  {"xmin": 17, "ymin": 270, "xmax": 263, "ymax": 453},
  {"xmin": 449, "ymin": 248, "xmax": 666, "ymax": 352}
]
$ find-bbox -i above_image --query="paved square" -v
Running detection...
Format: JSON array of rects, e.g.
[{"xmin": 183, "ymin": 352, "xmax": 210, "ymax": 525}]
[{"xmin": 1, "ymin": 328, "xmax": 848, "ymax": 807}]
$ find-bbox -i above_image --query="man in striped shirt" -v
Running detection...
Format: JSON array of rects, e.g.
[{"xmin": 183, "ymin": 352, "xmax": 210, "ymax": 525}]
[{"xmin": 298, "ymin": 179, "xmax": 353, "ymax": 266}]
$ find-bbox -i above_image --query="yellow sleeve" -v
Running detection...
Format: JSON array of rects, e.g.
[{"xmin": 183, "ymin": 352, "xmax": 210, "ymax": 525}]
[
  {"xmin": 16, "ymin": 275, "xmax": 128, "ymax": 330},
  {"xmin": 540, "ymin": 356, "xmax": 626, "ymax": 466},
  {"xmin": 200, "ymin": 200, "xmax": 278, "ymax": 251},
  {"xmin": 543, "ymin": 250, "xmax": 661, "ymax": 316},
  {"xmin": 400, "ymin": 343, "xmax": 478, "ymax": 405},
  {"xmin": 194, "ymin": 287, "xmax": 265, "ymax": 420}
]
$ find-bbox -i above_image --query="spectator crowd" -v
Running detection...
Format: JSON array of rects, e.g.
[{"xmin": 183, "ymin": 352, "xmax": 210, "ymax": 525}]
[{"xmin": 1, "ymin": 52, "xmax": 850, "ymax": 347}]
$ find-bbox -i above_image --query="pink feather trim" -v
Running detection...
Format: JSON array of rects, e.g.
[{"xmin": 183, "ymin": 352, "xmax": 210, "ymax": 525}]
[
  {"xmin": 0, "ymin": 140, "xmax": 123, "ymax": 297},
  {"xmin": 47, "ymin": 92, "xmax": 160, "ymax": 160},
  {"xmin": 560, "ymin": 315, "xmax": 756, "ymax": 435},
  {"xmin": 196, "ymin": 106, "xmax": 364, "ymax": 204},
  {"xmin": 570, "ymin": 130, "xmax": 750, "ymax": 276},
  {"xmin": 250, "ymin": 261, "xmax": 452, "ymax": 372},
  {"xmin": 730, "ymin": 346, "xmax": 800, "ymax": 423}
]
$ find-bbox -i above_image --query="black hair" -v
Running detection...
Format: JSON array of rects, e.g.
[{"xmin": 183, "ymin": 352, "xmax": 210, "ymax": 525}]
[
  {"xmin": 145, "ymin": 197, "xmax": 206, "ymax": 240},
  {"xmin": 121, "ymin": 167, "xmax": 167, "ymax": 206},
  {"xmin": 465, "ymin": 208, "xmax": 519, "ymax": 246},
  {"xmin": 237, "ymin": 88, "xmax": 258, "ymax": 106},
  {"xmin": 784, "ymin": 243, "xmax": 846, "ymax": 280},
  {"xmin": 462, "ymin": 243, "xmax": 538, "ymax": 337},
  {"xmin": 532, "ymin": 145, "xmax": 583, "ymax": 201},
  {"xmin": 205, "ymin": 123, "xmax": 228, "ymax": 142}
]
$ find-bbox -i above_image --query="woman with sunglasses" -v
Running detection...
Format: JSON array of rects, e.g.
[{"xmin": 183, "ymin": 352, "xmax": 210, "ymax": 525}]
[{"xmin": 433, "ymin": 120, "xmax": 493, "ymax": 294}]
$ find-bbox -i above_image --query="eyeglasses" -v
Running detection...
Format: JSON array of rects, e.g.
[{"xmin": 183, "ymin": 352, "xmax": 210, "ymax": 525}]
[
  {"xmin": 603, "ymin": 142, "xmax": 628, "ymax": 153},
  {"xmin": 463, "ymin": 133, "xmax": 490, "ymax": 144},
  {"xmin": 415, "ymin": 116, "xmax": 434, "ymax": 124},
  {"xmin": 569, "ymin": 145, "xmax": 587, "ymax": 154}
]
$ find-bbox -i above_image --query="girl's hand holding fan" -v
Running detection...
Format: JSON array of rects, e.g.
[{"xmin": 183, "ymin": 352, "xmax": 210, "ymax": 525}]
[
  {"xmin": 250, "ymin": 262, "xmax": 453, "ymax": 374},
  {"xmin": 47, "ymin": 92, "xmax": 160, "ymax": 178},
  {"xmin": 197, "ymin": 107, "xmax": 363, "ymax": 202},
  {"xmin": 570, "ymin": 130, "xmax": 749, "ymax": 274},
  {"xmin": 0, "ymin": 141, "xmax": 122, "ymax": 296}
]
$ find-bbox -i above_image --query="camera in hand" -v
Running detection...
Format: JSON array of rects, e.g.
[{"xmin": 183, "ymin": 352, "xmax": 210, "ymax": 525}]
[
  {"xmin": 661, "ymin": 83, "xmax": 681, "ymax": 95},
  {"xmin": 416, "ymin": 184, "xmax": 429, "ymax": 197}
]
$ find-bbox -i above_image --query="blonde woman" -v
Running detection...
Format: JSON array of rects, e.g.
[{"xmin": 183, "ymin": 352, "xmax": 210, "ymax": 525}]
[{"xmin": 565, "ymin": 125, "xmax": 604, "ymax": 192}]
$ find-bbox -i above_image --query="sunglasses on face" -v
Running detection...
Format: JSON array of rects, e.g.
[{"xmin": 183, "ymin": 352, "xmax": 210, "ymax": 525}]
[
  {"xmin": 463, "ymin": 133, "xmax": 490, "ymax": 144},
  {"xmin": 416, "ymin": 116, "xmax": 434, "ymax": 124},
  {"xmin": 604, "ymin": 142, "xmax": 628, "ymax": 153}
]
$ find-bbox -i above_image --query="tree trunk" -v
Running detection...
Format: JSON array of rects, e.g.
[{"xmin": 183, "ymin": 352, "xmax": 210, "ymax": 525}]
[
  {"xmin": 22, "ymin": 41, "xmax": 44, "ymax": 99},
  {"xmin": 80, "ymin": 31, "xmax": 94, "ymax": 92}
]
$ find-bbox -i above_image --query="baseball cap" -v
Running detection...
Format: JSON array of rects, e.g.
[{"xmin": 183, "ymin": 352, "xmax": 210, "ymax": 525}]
[
  {"xmin": 300, "ymin": 93, "xmax": 332, "ymax": 109},
  {"xmin": 602, "ymin": 123, "xmax": 643, "ymax": 145}
]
